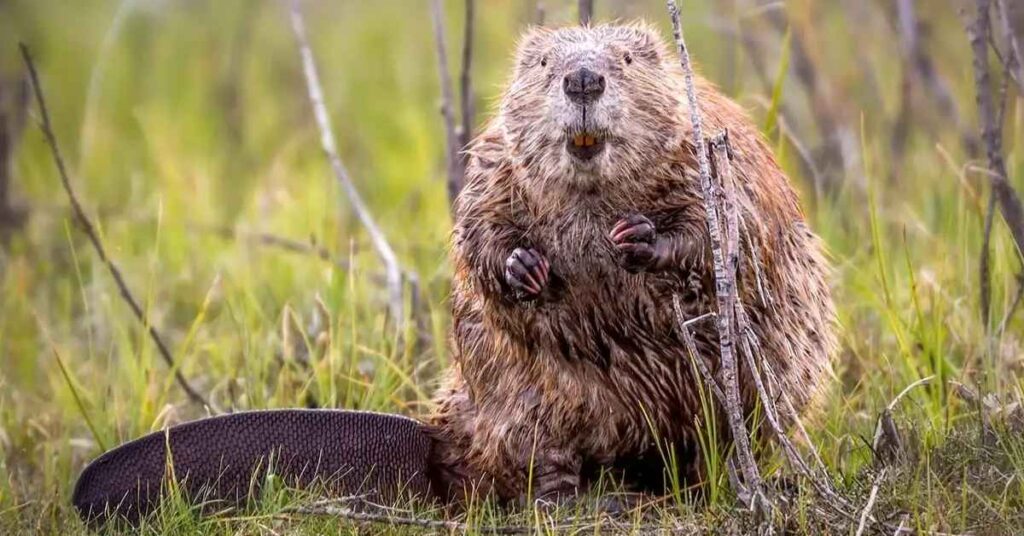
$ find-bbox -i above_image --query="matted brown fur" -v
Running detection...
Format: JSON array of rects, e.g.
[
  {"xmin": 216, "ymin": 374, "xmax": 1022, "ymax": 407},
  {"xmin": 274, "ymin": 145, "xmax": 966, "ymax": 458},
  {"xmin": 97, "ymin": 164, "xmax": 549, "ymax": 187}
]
[{"xmin": 427, "ymin": 22, "xmax": 836, "ymax": 504}]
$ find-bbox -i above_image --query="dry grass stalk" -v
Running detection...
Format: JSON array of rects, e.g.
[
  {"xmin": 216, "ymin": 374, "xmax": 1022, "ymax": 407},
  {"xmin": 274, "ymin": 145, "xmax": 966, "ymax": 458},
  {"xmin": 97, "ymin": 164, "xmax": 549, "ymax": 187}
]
[
  {"xmin": 19, "ymin": 43, "xmax": 210, "ymax": 409},
  {"xmin": 288, "ymin": 0, "xmax": 407, "ymax": 327}
]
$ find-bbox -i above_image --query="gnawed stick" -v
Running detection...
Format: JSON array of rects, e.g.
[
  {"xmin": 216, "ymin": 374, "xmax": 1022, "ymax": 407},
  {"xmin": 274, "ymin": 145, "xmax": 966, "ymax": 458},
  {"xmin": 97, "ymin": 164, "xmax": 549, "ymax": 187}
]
[
  {"xmin": 666, "ymin": 0, "xmax": 763, "ymax": 506},
  {"xmin": 19, "ymin": 44, "xmax": 210, "ymax": 409},
  {"xmin": 288, "ymin": 0, "xmax": 407, "ymax": 327}
]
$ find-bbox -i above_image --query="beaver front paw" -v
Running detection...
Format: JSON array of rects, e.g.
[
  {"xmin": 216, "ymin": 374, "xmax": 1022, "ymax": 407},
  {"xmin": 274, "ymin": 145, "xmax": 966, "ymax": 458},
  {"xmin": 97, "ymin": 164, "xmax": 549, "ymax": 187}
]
[
  {"xmin": 505, "ymin": 247, "xmax": 550, "ymax": 300},
  {"xmin": 610, "ymin": 214, "xmax": 659, "ymax": 273}
]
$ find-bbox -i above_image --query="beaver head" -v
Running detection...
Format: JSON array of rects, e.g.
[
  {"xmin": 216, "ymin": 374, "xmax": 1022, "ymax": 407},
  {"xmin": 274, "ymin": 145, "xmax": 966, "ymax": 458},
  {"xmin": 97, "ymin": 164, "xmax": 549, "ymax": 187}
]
[{"xmin": 499, "ymin": 23, "xmax": 684, "ymax": 193}]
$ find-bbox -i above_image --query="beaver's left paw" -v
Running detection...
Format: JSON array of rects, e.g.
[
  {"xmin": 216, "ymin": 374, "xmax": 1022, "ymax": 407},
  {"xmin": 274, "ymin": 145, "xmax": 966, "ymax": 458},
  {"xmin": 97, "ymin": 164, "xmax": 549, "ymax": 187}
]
[{"xmin": 609, "ymin": 214, "xmax": 658, "ymax": 273}]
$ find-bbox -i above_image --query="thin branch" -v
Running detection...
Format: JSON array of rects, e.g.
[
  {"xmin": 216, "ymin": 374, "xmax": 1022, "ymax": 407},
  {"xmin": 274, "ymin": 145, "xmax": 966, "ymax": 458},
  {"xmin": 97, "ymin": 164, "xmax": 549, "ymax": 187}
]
[
  {"xmin": 430, "ymin": 0, "xmax": 465, "ymax": 207},
  {"xmin": 672, "ymin": 295, "xmax": 726, "ymax": 404},
  {"xmin": 666, "ymin": 0, "xmax": 762, "ymax": 504},
  {"xmin": 288, "ymin": 1, "xmax": 406, "ymax": 326},
  {"xmin": 965, "ymin": 0, "xmax": 1024, "ymax": 262},
  {"xmin": 713, "ymin": 126, "xmax": 851, "ymax": 515},
  {"xmin": 459, "ymin": 0, "xmax": 475, "ymax": 153},
  {"xmin": 19, "ymin": 43, "xmax": 210, "ymax": 408},
  {"xmin": 854, "ymin": 468, "xmax": 886, "ymax": 536},
  {"xmin": 535, "ymin": 2, "xmax": 546, "ymax": 26},
  {"xmin": 578, "ymin": 0, "xmax": 593, "ymax": 25}
]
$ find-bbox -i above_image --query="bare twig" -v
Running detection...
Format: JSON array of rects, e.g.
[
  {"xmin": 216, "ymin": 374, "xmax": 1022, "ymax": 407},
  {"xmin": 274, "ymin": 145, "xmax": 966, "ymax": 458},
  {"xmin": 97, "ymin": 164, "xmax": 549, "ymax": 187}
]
[
  {"xmin": 965, "ymin": 0, "xmax": 1024, "ymax": 262},
  {"xmin": 578, "ymin": 0, "xmax": 593, "ymax": 25},
  {"xmin": 672, "ymin": 295, "xmax": 726, "ymax": 404},
  {"xmin": 535, "ymin": 2, "xmax": 546, "ymax": 26},
  {"xmin": 459, "ymin": 0, "xmax": 475, "ymax": 154},
  {"xmin": 672, "ymin": 23, "xmax": 854, "ymax": 519},
  {"xmin": 760, "ymin": 359, "xmax": 853, "ymax": 512},
  {"xmin": 288, "ymin": 1, "xmax": 406, "ymax": 326},
  {"xmin": 430, "ymin": 0, "xmax": 465, "ymax": 207},
  {"xmin": 666, "ymin": 0, "xmax": 762, "ymax": 505},
  {"xmin": 964, "ymin": 0, "xmax": 1024, "ymax": 338},
  {"xmin": 19, "ymin": 43, "xmax": 210, "ymax": 408},
  {"xmin": 854, "ymin": 468, "xmax": 887, "ymax": 536}
]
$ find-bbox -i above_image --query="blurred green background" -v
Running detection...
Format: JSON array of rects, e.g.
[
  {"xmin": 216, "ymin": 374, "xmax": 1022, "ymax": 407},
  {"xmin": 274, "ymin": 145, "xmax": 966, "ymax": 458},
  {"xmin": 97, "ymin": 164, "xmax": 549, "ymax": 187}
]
[{"xmin": 1, "ymin": 0, "xmax": 1022, "ymax": 532}]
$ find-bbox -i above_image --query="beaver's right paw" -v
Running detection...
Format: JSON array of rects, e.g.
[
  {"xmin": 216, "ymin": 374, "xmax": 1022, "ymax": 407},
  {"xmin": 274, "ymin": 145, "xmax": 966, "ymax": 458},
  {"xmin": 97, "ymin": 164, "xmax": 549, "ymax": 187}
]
[{"xmin": 505, "ymin": 247, "xmax": 550, "ymax": 300}]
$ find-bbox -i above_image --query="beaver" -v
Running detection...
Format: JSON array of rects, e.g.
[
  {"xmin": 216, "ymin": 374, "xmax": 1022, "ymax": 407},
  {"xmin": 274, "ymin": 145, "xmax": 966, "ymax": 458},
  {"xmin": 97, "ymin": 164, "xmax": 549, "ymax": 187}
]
[
  {"xmin": 71, "ymin": 22, "xmax": 836, "ymax": 522},
  {"xmin": 427, "ymin": 22, "xmax": 836, "ymax": 503}
]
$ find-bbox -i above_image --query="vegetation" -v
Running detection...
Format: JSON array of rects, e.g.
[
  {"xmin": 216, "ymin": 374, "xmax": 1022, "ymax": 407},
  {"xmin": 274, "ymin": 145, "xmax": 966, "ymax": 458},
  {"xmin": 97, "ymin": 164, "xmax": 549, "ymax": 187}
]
[{"xmin": 1, "ymin": 0, "xmax": 1023, "ymax": 533}]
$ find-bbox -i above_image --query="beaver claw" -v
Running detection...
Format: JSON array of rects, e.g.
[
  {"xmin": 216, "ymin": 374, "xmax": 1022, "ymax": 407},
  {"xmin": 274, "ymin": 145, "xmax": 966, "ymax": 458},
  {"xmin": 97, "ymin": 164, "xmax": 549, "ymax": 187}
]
[
  {"xmin": 610, "ymin": 214, "xmax": 658, "ymax": 273},
  {"xmin": 505, "ymin": 247, "xmax": 550, "ymax": 299}
]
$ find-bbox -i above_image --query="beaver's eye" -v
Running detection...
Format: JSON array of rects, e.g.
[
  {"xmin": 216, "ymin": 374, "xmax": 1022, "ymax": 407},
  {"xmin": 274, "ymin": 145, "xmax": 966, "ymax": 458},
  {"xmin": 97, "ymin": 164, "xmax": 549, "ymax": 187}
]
[
  {"xmin": 540, "ymin": 56, "xmax": 548, "ymax": 67},
  {"xmin": 624, "ymin": 52, "xmax": 633, "ymax": 65}
]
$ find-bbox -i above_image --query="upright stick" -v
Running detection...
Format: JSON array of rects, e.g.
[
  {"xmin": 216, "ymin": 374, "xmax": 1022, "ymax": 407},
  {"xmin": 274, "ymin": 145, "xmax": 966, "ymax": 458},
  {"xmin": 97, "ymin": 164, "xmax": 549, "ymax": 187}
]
[
  {"xmin": 430, "ymin": 0, "xmax": 465, "ymax": 206},
  {"xmin": 288, "ymin": 1, "xmax": 405, "ymax": 326},
  {"xmin": 665, "ymin": 0, "xmax": 761, "ymax": 500}
]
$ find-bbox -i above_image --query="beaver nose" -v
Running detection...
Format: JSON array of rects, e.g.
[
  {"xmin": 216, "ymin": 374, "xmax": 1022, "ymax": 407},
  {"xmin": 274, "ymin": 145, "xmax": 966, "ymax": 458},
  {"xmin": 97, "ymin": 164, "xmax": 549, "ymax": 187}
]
[{"xmin": 562, "ymin": 68, "xmax": 605, "ymax": 104}]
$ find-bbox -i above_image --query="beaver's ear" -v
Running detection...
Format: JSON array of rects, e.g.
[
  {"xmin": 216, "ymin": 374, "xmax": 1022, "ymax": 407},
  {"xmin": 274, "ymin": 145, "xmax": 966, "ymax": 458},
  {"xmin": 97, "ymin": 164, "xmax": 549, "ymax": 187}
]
[
  {"xmin": 514, "ymin": 26, "xmax": 553, "ymax": 69},
  {"xmin": 621, "ymin": 22, "xmax": 665, "ymax": 63}
]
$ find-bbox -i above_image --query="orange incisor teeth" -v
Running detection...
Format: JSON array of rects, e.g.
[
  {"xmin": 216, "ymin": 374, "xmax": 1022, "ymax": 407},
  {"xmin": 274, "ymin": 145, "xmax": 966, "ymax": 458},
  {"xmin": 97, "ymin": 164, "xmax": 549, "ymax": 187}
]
[
  {"xmin": 573, "ymin": 134, "xmax": 585, "ymax": 147},
  {"xmin": 584, "ymin": 136, "xmax": 595, "ymax": 146}
]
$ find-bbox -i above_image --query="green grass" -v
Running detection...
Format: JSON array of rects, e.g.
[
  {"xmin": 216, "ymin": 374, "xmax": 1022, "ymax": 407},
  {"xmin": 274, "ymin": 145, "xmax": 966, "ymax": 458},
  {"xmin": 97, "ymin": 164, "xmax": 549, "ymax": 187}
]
[{"xmin": 2, "ymin": 0, "xmax": 1024, "ymax": 533}]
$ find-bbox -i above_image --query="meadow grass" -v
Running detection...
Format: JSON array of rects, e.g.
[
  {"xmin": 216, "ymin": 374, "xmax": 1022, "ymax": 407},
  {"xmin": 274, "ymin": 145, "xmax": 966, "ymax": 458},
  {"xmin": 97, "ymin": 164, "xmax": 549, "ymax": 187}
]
[{"xmin": 1, "ymin": 0, "xmax": 1023, "ymax": 533}]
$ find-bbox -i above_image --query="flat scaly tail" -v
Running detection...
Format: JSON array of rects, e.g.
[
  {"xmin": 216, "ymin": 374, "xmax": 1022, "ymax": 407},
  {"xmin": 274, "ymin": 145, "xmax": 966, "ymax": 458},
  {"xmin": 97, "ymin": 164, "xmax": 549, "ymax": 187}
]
[{"xmin": 72, "ymin": 409, "xmax": 439, "ymax": 524}]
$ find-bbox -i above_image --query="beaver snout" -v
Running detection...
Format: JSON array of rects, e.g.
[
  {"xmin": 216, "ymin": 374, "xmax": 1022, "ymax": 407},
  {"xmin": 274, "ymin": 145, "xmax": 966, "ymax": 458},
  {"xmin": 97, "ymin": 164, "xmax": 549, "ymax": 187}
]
[{"xmin": 563, "ymin": 68, "xmax": 605, "ymax": 105}]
